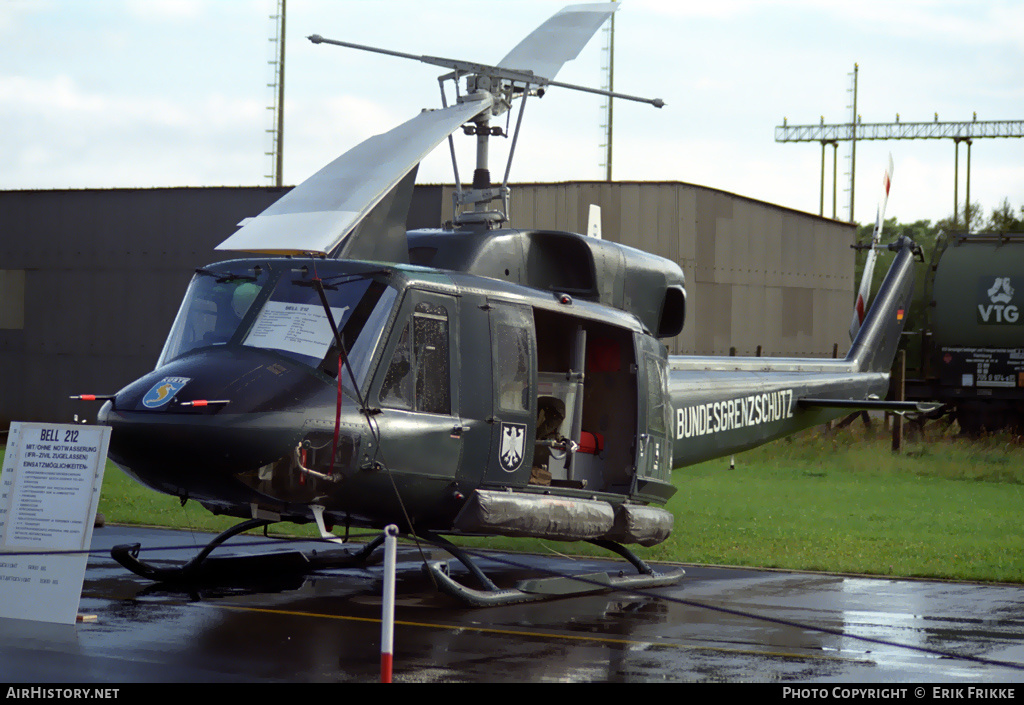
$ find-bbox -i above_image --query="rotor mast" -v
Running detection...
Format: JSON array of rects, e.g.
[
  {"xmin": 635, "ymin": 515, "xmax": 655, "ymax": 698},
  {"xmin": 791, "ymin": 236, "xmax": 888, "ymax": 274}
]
[{"xmin": 308, "ymin": 4, "xmax": 663, "ymax": 229}]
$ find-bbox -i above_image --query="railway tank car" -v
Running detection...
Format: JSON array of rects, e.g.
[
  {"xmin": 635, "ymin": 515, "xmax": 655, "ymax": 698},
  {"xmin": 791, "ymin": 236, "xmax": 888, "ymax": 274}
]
[{"xmin": 906, "ymin": 232, "xmax": 1024, "ymax": 433}]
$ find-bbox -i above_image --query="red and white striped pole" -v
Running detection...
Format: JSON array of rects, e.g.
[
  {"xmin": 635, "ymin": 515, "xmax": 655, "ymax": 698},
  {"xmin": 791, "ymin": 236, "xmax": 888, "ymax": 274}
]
[{"xmin": 380, "ymin": 524, "xmax": 399, "ymax": 683}]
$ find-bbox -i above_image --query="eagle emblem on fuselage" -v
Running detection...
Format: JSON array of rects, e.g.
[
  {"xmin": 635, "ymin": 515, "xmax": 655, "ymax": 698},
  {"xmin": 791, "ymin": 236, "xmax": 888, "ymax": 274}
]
[{"xmin": 499, "ymin": 422, "xmax": 527, "ymax": 473}]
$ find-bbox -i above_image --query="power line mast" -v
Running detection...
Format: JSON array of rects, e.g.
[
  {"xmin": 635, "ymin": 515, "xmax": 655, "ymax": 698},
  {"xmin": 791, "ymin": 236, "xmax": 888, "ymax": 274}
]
[
  {"xmin": 847, "ymin": 63, "xmax": 858, "ymax": 223},
  {"xmin": 266, "ymin": 0, "xmax": 286, "ymax": 187},
  {"xmin": 599, "ymin": 1, "xmax": 616, "ymax": 181},
  {"xmin": 776, "ymin": 64, "xmax": 1024, "ymax": 228}
]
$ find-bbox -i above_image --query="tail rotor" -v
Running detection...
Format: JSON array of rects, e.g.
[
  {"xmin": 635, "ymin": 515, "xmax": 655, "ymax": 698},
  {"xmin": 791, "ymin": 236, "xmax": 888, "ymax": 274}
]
[{"xmin": 849, "ymin": 154, "xmax": 895, "ymax": 340}]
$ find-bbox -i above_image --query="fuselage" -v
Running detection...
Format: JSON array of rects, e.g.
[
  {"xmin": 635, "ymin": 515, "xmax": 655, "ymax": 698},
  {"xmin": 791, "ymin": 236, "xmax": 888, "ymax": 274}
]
[
  {"xmin": 97, "ymin": 229, "xmax": 916, "ymax": 547},
  {"xmin": 98, "ymin": 252, "xmax": 677, "ymax": 542}
]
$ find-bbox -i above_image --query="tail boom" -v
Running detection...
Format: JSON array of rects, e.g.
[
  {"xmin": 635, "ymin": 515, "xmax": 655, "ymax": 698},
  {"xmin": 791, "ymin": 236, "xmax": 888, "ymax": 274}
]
[
  {"xmin": 667, "ymin": 237, "xmax": 918, "ymax": 468},
  {"xmin": 668, "ymin": 362, "xmax": 888, "ymax": 467}
]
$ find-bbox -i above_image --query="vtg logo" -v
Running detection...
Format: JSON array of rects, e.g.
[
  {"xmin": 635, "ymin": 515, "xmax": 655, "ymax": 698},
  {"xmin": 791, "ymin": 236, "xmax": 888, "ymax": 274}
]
[{"xmin": 978, "ymin": 276, "xmax": 1020, "ymax": 325}]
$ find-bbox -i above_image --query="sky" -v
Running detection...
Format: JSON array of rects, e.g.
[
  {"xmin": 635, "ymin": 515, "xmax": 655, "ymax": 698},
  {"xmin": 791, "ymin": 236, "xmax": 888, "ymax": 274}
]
[{"xmin": 3, "ymin": 0, "xmax": 1023, "ymax": 227}]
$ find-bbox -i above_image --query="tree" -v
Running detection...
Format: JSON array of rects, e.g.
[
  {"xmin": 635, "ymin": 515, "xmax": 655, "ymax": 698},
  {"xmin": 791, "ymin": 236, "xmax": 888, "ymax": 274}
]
[
  {"xmin": 985, "ymin": 198, "xmax": 1024, "ymax": 232},
  {"xmin": 850, "ymin": 199, "xmax": 1023, "ymax": 372},
  {"xmin": 935, "ymin": 201, "xmax": 983, "ymax": 232}
]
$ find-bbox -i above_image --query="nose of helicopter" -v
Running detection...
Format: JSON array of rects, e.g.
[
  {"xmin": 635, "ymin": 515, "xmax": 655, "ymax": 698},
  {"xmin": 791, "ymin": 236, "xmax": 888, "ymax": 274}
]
[{"xmin": 96, "ymin": 347, "xmax": 364, "ymax": 506}]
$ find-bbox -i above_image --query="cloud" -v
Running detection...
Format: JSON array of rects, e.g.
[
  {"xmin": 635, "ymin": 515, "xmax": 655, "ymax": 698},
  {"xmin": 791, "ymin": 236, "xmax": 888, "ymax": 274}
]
[
  {"xmin": 633, "ymin": 0, "xmax": 769, "ymax": 20},
  {"xmin": 120, "ymin": 0, "xmax": 206, "ymax": 22},
  {"xmin": 1, "ymin": 74, "xmax": 261, "ymax": 131},
  {"xmin": 0, "ymin": 0, "xmax": 54, "ymax": 32},
  {"xmin": 3, "ymin": 0, "xmax": 1020, "ymax": 224},
  {"xmin": 0, "ymin": 74, "xmax": 266, "ymax": 188}
]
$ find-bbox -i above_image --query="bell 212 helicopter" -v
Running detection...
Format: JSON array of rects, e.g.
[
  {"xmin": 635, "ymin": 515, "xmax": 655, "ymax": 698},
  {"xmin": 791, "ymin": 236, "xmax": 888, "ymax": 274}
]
[{"xmin": 81, "ymin": 3, "xmax": 925, "ymax": 606}]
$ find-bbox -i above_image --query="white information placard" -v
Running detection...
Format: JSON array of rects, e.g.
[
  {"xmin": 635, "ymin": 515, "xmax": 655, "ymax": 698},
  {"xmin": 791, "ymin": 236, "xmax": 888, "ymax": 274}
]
[
  {"xmin": 244, "ymin": 302, "xmax": 349, "ymax": 360},
  {"xmin": 0, "ymin": 422, "xmax": 110, "ymax": 624}
]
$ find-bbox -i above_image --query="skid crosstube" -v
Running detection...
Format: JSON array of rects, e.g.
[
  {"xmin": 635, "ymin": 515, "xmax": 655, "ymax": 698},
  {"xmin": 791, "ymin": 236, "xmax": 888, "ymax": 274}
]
[{"xmin": 420, "ymin": 532, "xmax": 685, "ymax": 607}]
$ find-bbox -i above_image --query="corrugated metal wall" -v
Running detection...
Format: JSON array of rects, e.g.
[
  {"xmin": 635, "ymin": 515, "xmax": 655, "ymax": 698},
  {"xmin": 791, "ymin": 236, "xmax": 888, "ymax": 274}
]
[
  {"xmin": 1, "ymin": 183, "xmax": 852, "ymax": 426},
  {"xmin": 444, "ymin": 181, "xmax": 854, "ymax": 356},
  {"xmin": 1, "ymin": 188, "xmax": 284, "ymax": 426}
]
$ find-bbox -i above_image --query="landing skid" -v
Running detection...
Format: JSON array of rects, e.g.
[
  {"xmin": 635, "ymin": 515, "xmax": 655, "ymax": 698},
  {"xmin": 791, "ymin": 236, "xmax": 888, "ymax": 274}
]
[
  {"xmin": 419, "ymin": 533, "xmax": 686, "ymax": 607},
  {"xmin": 110, "ymin": 518, "xmax": 386, "ymax": 583},
  {"xmin": 110, "ymin": 520, "xmax": 684, "ymax": 606}
]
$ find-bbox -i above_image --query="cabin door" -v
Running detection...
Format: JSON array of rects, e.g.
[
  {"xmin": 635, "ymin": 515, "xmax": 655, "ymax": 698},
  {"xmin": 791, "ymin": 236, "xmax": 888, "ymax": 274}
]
[
  {"xmin": 482, "ymin": 299, "xmax": 537, "ymax": 487},
  {"xmin": 372, "ymin": 289, "xmax": 461, "ymax": 479}
]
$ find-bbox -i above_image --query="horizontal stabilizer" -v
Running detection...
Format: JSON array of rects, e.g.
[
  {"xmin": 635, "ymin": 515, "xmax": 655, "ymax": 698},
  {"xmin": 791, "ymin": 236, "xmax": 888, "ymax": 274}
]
[
  {"xmin": 798, "ymin": 398, "xmax": 941, "ymax": 414},
  {"xmin": 216, "ymin": 95, "xmax": 493, "ymax": 256}
]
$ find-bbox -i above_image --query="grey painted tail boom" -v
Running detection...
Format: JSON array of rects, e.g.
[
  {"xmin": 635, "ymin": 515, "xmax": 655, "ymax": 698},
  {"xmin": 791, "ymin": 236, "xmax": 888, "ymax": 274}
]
[{"xmin": 668, "ymin": 237, "xmax": 919, "ymax": 468}]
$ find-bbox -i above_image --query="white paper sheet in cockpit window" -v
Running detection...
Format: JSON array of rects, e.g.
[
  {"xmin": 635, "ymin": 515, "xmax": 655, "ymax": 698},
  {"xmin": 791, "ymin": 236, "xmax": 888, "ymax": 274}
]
[{"xmin": 244, "ymin": 301, "xmax": 350, "ymax": 360}]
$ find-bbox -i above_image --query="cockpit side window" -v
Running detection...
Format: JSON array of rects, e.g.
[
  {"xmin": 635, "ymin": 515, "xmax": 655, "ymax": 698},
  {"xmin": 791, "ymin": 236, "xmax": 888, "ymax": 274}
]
[
  {"xmin": 413, "ymin": 302, "xmax": 450, "ymax": 414},
  {"xmin": 380, "ymin": 322, "xmax": 413, "ymax": 409},
  {"xmin": 379, "ymin": 301, "xmax": 451, "ymax": 414},
  {"xmin": 494, "ymin": 321, "xmax": 531, "ymax": 412},
  {"xmin": 644, "ymin": 353, "xmax": 670, "ymax": 436}
]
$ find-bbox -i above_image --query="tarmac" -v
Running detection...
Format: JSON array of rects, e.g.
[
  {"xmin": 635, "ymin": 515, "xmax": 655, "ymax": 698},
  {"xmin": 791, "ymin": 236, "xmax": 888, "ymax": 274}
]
[{"xmin": 2, "ymin": 525, "xmax": 1024, "ymax": 683}]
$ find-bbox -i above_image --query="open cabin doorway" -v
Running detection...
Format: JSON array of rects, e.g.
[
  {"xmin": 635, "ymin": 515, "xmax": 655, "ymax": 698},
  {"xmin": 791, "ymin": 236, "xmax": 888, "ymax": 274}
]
[{"xmin": 532, "ymin": 308, "xmax": 638, "ymax": 495}]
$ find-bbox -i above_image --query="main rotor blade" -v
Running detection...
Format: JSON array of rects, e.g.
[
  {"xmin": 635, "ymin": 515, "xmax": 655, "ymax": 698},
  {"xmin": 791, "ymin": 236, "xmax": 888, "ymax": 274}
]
[
  {"xmin": 217, "ymin": 95, "xmax": 492, "ymax": 256},
  {"xmin": 498, "ymin": 2, "xmax": 617, "ymax": 81},
  {"xmin": 311, "ymin": 4, "xmax": 660, "ymax": 108}
]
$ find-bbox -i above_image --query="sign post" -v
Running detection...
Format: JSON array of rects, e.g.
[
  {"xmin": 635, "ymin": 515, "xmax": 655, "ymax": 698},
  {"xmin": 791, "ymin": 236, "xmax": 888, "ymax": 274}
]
[{"xmin": 0, "ymin": 422, "xmax": 110, "ymax": 624}]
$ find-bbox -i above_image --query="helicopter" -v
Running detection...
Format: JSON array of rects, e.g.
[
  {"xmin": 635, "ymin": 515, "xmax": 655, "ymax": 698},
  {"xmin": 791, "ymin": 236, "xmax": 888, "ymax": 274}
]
[{"xmin": 81, "ymin": 3, "xmax": 926, "ymax": 606}]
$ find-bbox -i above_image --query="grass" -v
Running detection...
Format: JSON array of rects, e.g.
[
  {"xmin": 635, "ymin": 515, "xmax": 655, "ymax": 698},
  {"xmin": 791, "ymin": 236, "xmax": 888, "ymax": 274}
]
[
  {"xmin": 6, "ymin": 422, "xmax": 1024, "ymax": 583},
  {"xmin": 95, "ymin": 466, "xmax": 324, "ymax": 539},
  {"xmin": 456, "ymin": 424, "xmax": 1024, "ymax": 584},
  {"xmin": 654, "ymin": 424, "xmax": 1024, "ymax": 582}
]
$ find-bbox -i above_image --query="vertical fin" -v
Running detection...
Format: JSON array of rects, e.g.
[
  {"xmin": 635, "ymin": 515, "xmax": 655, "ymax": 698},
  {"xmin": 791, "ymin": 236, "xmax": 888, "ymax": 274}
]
[{"xmin": 847, "ymin": 236, "xmax": 916, "ymax": 373}]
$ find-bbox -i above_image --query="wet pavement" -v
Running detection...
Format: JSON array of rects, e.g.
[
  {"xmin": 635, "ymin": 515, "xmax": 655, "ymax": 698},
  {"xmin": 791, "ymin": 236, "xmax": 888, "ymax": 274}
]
[{"xmin": 2, "ymin": 525, "xmax": 1024, "ymax": 682}]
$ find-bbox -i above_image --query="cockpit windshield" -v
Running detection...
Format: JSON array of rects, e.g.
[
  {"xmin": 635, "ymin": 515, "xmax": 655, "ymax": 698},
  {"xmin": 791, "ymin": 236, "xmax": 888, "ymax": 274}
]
[
  {"xmin": 243, "ymin": 273, "xmax": 396, "ymax": 382},
  {"xmin": 158, "ymin": 264, "xmax": 269, "ymax": 366},
  {"xmin": 157, "ymin": 263, "xmax": 398, "ymax": 392}
]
